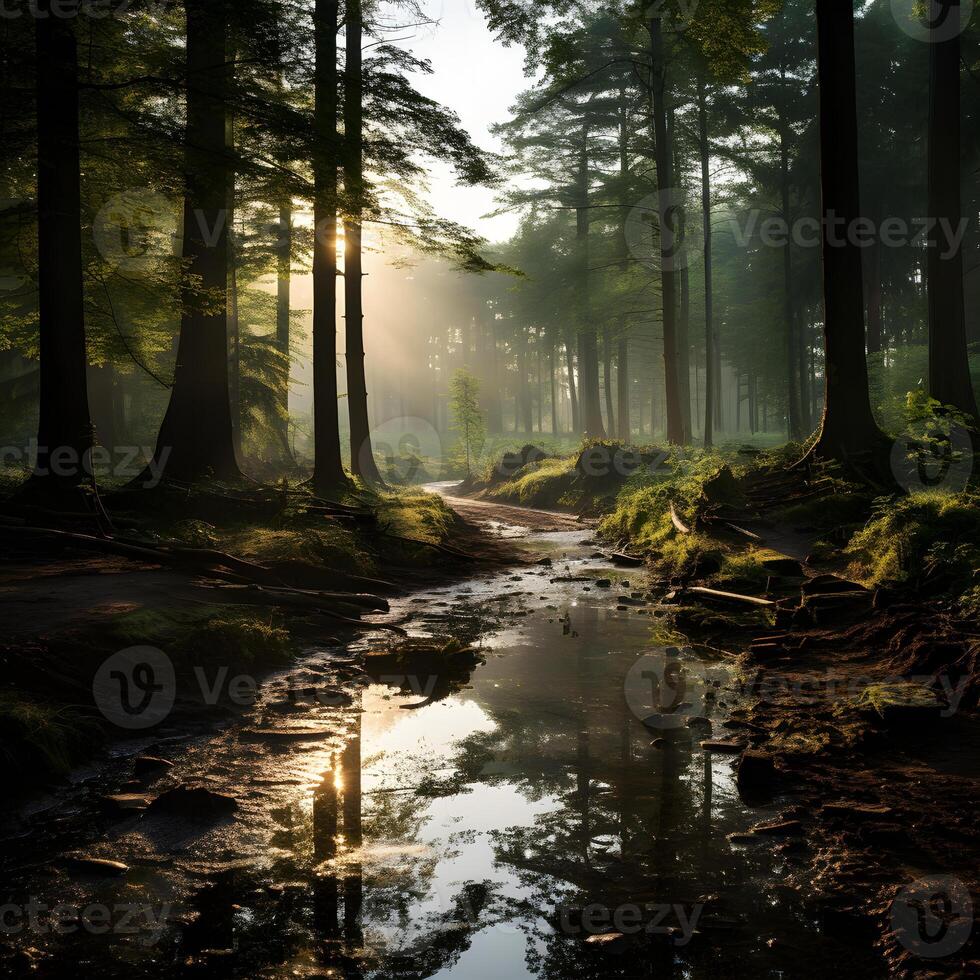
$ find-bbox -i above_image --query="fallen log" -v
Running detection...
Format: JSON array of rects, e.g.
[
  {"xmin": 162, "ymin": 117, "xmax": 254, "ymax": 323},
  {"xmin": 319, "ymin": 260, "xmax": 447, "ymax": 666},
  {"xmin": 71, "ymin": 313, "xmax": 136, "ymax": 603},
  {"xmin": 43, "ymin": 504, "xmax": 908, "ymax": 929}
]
[
  {"xmin": 199, "ymin": 583, "xmax": 388, "ymax": 613},
  {"xmin": 380, "ymin": 532, "xmax": 478, "ymax": 562},
  {"xmin": 684, "ymin": 587, "xmax": 776, "ymax": 609}
]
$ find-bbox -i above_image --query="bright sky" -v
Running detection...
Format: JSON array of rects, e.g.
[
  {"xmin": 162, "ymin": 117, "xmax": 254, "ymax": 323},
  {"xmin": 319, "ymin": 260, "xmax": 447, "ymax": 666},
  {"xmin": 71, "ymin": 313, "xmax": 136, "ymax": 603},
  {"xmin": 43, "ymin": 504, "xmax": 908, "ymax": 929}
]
[{"xmin": 393, "ymin": 0, "xmax": 529, "ymax": 244}]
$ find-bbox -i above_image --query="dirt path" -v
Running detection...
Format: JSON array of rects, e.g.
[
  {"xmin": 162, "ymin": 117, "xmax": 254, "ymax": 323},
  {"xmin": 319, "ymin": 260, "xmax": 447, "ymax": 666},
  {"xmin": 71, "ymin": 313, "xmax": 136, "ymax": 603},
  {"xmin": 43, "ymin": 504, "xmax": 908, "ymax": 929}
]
[{"xmin": 432, "ymin": 485, "xmax": 592, "ymax": 535}]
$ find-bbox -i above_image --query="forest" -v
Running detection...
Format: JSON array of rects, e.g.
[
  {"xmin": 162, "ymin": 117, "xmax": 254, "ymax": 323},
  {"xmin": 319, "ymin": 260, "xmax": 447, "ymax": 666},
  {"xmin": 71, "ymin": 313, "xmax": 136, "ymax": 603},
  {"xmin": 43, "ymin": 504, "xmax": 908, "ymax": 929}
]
[{"xmin": 0, "ymin": 0, "xmax": 978, "ymax": 978}]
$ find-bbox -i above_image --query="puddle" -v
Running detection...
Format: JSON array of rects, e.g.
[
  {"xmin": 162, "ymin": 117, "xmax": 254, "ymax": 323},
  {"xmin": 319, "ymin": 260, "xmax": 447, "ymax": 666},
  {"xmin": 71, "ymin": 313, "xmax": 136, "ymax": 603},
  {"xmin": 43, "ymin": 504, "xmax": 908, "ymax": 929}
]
[{"xmin": 0, "ymin": 498, "xmax": 886, "ymax": 978}]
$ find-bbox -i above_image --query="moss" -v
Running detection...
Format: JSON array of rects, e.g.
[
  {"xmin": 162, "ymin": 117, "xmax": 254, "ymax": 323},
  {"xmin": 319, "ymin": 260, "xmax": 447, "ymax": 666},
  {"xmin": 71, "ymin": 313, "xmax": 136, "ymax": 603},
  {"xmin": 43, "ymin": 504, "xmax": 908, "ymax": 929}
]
[
  {"xmin": 92, "ymin": 606, "xmax": 292, "ymax": 669},
  {"xmin": 485, "ymin": 455, "xmax": 578, "ymax": 507},
  {"xmin": 774, "ymin": 490, "xmax": 871, "ymax": 530},
  {"xmin": 845, "ymin": 490, "xmax": 980, "ymax": 593}
]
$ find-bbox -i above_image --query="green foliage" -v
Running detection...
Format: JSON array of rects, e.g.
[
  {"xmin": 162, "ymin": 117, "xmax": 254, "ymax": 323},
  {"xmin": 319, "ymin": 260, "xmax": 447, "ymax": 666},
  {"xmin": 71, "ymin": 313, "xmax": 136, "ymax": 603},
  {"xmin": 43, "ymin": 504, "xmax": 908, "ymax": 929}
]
[
  {"xmin": 448, "ymin": 369, "xmax": 487, "ymax": 477},
  {"xmin": 845, "ymin": 491, "xmax": 980, "ymax": 593},
  {"xmin": 0, "ymin": 696, "xmax": 96, "ymax": 779}
]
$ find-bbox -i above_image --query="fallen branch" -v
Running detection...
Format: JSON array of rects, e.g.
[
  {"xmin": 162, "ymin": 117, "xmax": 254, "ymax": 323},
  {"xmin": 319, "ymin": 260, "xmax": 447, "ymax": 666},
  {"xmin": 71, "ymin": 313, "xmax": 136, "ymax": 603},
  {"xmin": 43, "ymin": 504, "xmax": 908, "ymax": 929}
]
[
  {"xmin": 670, "ymin": 502, "xmax": 691, "ymax": 535},
  {"xmin": 684, "ymin": 586, "xmax": 776, "ymax": 609}
]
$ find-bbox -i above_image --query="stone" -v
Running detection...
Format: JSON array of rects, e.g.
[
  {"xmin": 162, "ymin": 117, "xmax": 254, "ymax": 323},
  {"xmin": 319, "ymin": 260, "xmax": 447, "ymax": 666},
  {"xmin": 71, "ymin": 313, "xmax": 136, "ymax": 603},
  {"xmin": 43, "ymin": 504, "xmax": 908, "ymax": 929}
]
[{"xmin": 145, "ymin": 785, "xmax": 238, "ymax": 822}]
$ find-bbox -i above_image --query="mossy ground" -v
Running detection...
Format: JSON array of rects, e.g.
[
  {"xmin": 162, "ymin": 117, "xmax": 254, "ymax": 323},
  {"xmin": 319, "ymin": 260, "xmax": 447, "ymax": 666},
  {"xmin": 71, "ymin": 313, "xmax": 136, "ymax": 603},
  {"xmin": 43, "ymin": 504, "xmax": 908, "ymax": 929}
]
[{"xmin": 0, "ymin": 483, "xmax": 464, "ymax": 783}]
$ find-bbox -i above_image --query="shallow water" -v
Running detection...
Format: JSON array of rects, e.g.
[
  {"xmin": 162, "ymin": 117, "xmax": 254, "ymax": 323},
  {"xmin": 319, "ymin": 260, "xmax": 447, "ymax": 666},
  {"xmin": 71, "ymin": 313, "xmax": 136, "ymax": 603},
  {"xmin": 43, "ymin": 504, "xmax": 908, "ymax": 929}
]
[{"xmin": 0, "ymin": 493, "xmax": 885, "ymax": 978}]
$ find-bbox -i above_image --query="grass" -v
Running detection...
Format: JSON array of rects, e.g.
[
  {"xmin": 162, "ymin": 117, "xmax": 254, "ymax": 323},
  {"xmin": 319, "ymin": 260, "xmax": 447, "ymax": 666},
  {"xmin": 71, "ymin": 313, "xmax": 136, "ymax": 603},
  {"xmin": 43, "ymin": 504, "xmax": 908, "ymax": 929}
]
[
  {"xmin": 845, "ymin": 490, "xmax": 980, "ymax": 595},
  {"xmin": 0, "ymin": 696, "xmax": 99, "ymax": 780}
]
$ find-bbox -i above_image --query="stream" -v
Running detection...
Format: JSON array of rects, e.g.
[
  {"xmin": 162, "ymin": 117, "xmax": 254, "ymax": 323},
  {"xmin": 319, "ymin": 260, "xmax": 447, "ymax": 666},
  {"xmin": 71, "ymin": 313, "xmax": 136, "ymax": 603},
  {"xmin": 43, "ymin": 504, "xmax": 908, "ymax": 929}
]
[{"xmin": 0, "ymin": 484, "xmax": 885, "ymax": 979}]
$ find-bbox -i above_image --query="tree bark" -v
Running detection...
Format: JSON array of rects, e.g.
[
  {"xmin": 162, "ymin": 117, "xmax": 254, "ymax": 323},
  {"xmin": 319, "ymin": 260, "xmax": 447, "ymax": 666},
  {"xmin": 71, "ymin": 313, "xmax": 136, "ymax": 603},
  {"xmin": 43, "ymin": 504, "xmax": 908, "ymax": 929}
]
[
  {"xmin": 576, "ymin": 122, "xmax": 605, "ymax": 439},
  {"xmin": 312, "ymin": 0, "xmax": 347, "ymax": 493},
  {"xmin": 549, "ymin": 346, "xmax": 559, "ymax": 436},
  {"xmin": 811, "ymin": 0, "xmax": 888, "ymax": 465},
  {"xmin": 927, "ymin": 0, "xmax": 979, "ymax": 424},
  {"xmin": 150, "ymin": 0, "xmax": 240, "ymax": 483},
  {"xmin": 276, "ymin": 198, "xmax": 293, "ymax": 454},
  {"xmin": 565, "ymin": 340, "xmax": 579, "ymax": 433},
  {"xmin": 648, "ymin": 15, "xmax": 683, "ymax": 445},
  {"xmin": 603, "ymin": 327, "xmax": 616, "ymax": 437},
  {"xmin": 344, "ymin": 0, "xmax": 384, "ymax": 484},
  {"xmin": 29, "ymin": 4, "xmax": 92, "ymax": 496},
  {"xmin": 698, "ymin": 79, "xmax": 715, "ymax": 450},
  {"xmin": 617, "ymin": 331, "xmax": 630, "ymax": 442},
  {"xmin": 779, "ymin": 109, "xmax": 803, "ymax": 440}
]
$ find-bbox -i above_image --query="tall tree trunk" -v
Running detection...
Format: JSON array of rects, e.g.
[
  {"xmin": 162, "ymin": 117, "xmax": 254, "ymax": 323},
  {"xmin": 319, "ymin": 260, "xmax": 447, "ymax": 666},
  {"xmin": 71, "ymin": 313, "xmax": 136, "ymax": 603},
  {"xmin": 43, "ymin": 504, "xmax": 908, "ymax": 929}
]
[
  {"xmin": 811, "ymin": 0, "xmax": 888, "ymax": 465},
  {"xmin": 671, "ymin": 109, "xmax": 692, "ymax": 442},
  {"xmin": 779, "ymin": 109, "xmax": 803, "ymax": 440},
  {"xmin": 617, "ymin": 331, "xmax": 631, "ymax": 442},
  {"xmin": 550, "ymin": 345, "xmax": 559, "ymax": 436},
  {"xmin": 151, "ymin": 0, "xmax": 239, "ymax": 483},
  {"xmin": 603, "ymin": 327, "xmax": 616, "ymax": 437},
  {"xmin": 536, "ymin": 343, "xmax": 543, "ymax": 432},
  {"xmin": 576, "ymin": 122, "xmax": 605, "ymax": 439},
  {"xmin": 344, "ymin": 0, "xmax": 383, "ymax": 484},
  {"xmin": 228, "ymin": 201, "xmax": 241, "ymax": 456},
  {"xmin": 698, "ymin": 79, "xmax": 715, "ymax": 449},
  {"xmin": 647, "ymin": 15, "xmax": 683, "ymax": 445},
  {"xmin": 927, "ymin": 0, "xmax": 979, "ymax": 424},
  {"xmin": 312, "ymin": 0, "xmax": 347, "ymax": 492},
  {"xmin": 276, "ymin": 198, "xmax": 293, "ymax": 455},
  {"xmin": 28, "ymin": 4, "xmax": 93, "ymax": 496},
  {"xmin": 565, "ymin": 340, "xmax": 579, "ymax": 433}
]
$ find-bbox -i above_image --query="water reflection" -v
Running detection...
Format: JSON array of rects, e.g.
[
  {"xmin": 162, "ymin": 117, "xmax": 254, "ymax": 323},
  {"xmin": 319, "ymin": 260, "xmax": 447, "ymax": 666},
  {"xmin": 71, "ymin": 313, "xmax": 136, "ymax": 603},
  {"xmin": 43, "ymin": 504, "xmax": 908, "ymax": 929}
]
[{"xmin": 0, "ymin": 530, "xmax": 885, "ymax": 979}]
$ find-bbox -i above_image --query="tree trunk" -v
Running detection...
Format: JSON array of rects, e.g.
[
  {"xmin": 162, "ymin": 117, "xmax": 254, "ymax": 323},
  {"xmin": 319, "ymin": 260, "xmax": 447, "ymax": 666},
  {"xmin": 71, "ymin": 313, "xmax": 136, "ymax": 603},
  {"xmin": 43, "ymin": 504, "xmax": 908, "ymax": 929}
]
[
  {"xmin": 648, "ymin": 15, "xmax": 683, "ymax": 445},
  {"xmin": 576, "ymin": 123, "xmax": 605, "ymax": 439},
  {"xmin": 603, "ymin": 327, "xmax": 616, "ymax": 437},
  {"xmin": 779, "ymin": 110, "xmax": 803, "ymax": 440},
  {"xmin": 344, "ymin": 0, "xmax": 383, "ymax": 484},
  {"xmin": 671, "ymin": 109, "xmax": 692, "ymax": 443},
  {"xmin": 150, "ymin": 0, "xmax": 239, "ymax": 483},
  {"xmin": 276, "ymin": 198, "xmax": 293, "ymax": 455},
  {"xmin": 549, "ymin": 346, "xmax": 559, "ymax": 436},
  {"xmin": 312, "ymin": 0, "xmax": 347, "ymax": 492},
  {"xmin": 617, "ymin": 331, "xmax": 631, "ymax": 443},
  {"xmin": 565, "ymin": 341, "xmax": 579, "ymax": 433},
  {"xmin": 698, "ymin": 79, "xmax": 715, "ymax": 450},
  {"xmin": 927, "ymin": 0, "xmax": 979, "ymax": 424},
  {"xmin": 811, "ymin": 0, "xmax": 888, "ymax": 465},
  {"xmin": 28, "ymin": 5, "xmax": 92, "ymax": 496}
]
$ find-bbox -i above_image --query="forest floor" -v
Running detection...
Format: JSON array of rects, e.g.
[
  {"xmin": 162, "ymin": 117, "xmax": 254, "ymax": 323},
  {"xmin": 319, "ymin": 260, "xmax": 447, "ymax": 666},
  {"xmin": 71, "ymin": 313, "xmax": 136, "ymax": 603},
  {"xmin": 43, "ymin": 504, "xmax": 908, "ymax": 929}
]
[
  {"xmin": 458, "ymin": 444, "xmax": 980, "ymax": 974},
  {"xmin": 0, "ymin": 480, "xmax": 521, "ymax": 785}
]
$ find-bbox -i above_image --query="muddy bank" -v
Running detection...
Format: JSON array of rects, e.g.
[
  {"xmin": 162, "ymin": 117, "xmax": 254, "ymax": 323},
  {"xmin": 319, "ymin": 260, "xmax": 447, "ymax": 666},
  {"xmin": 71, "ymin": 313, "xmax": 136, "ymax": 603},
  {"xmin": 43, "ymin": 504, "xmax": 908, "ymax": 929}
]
[{"xmin": 0, "ymin": 487, "xmax": 520, "ymax": 788}]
